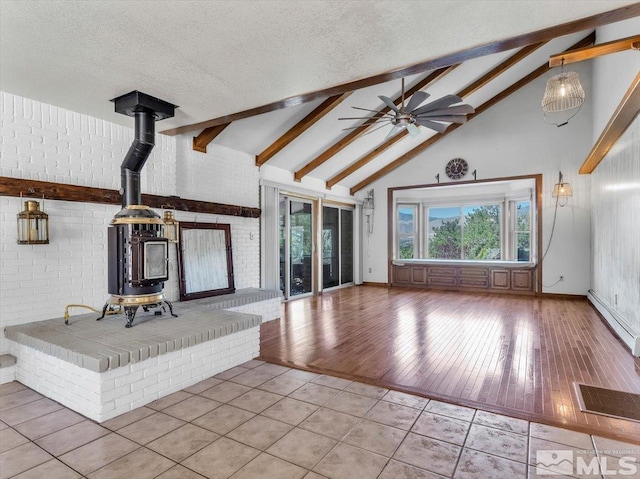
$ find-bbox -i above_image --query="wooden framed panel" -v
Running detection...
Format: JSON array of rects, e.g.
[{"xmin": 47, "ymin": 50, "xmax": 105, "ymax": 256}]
[
  {"xmin": 459, "ymin": 267, "xmax": 489, "ymax": 288},
  {"xmin": 394, "ymin": 265, "xmax": 411, "ymax": 284},
  {"xmin": 411, "ymin": 266, "xmax": 428, "ymax": 284},
  {"xmin": 511, "ymin": 269, "xmax": 533, "ymax": 291},
  {"xmin": 178, "ymin": 222, "xmax": 235, "ymax": 301},
  {"xmin": 491, "ymin": 269, "xmax": 511, "ymax": 290}
]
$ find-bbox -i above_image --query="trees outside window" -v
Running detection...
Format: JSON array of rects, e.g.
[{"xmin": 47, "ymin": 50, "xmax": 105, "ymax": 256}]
[{"xmin": 428, "ymin": 205, "xmax": 501, "ymax": 260}]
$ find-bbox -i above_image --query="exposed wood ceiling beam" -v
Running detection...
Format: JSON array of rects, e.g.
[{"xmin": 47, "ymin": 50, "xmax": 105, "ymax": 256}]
[
  {"xmin": 293, "ymin": 66, "xmax": 458, "ymax": 182},
  {"xmin": 255, "ymin": 93, "xmax": 351, "ymax": 167},
  {"xmin": 549, "ymin": 34, "xmax": 640, "ymax": 67},
  {"xmin": 579, "ymin": 71, "xmax": 640, "ymax": 174},
  {"xmin": 192, "ymin": 123, "xmax": 230, "ymax": 153},
  {"xmin": 160, "ymin": 4, "xmax": 639, "ymax": 136},
  {"xmin": 350, "ymin": 33, "xmax": 595, "ymax": 195},
  {"xmin": 326, "ymin": 41, "xmax": 546, "ymax": 190}
]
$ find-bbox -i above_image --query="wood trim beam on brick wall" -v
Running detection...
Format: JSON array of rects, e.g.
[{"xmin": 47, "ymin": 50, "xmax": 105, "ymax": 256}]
[
  {"xmin": 579, "ymin": 71, "xmax": 640, "ymax": 174},
  {"xmin": 160, "ymin": 5, "xmax": 639, "ymax": 136},
  {"xmin": 255, "ymin": 93, "xmax": 351, "ymax": 167},
  {"xmin": 350, "ymin": 33, "xmax": 595, "ymax": 194},
  {"xmin": 0, "ymin": 177, "xmax": 261, "ymax": 218},
  {"xmin": 326, "ymin": 41, "xmax": 546, "ymax": 190},
  {"xmin": 293, "ymin": 66, "xmax": 458, "ymax": 182},
  {"xmin": 192, "ymin": 123, "xmax": 231, "ymax": 153}
]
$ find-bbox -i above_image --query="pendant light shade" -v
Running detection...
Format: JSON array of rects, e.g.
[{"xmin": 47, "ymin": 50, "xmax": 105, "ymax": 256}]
[
  {"xmin": 542, "ymin": 71, "xmax": 585, "ymax": 113},
  {"xmin": 552, "ymin": 171, "xmax": 573, "ymax": 207}
]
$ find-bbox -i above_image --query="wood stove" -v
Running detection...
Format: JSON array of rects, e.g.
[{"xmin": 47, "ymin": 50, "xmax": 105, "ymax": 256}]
[{"xmin": 97, "ymin": 91, "xmax": 178, "ymax": 328}]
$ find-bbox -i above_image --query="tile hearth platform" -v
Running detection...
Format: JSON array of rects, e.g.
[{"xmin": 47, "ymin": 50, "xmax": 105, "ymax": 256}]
[
  {"xmin": 1, "ymin": 362, "xmax": 638, "ymax": 479},
  {"xmin": 2, "ymin": 293, "xmax": 286, "ymax": 422}
]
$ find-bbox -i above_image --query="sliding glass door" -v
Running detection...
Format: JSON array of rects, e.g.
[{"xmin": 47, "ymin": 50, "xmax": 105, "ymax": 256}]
[
  {"xmin": 280, "ymin": 196, "xmax": 313, "ymax": 299},
  {"xmin": 322, "ymin": 205, "xmax": 353, "ymax": 290}
]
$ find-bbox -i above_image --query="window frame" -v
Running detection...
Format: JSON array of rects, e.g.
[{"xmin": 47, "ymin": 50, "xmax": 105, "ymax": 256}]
[
  {"xmin": 390, "ymin": 176, "xmax": 539, "ymax": 265},
  {"xmin": 396, "ymin": 203, "xmax": 420, "ymax": 259}
]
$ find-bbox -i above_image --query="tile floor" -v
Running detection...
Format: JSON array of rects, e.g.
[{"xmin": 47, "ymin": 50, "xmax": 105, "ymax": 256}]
[{"xmin": 0, "ymin": 360, "xmax": 638, "ymax": 479}]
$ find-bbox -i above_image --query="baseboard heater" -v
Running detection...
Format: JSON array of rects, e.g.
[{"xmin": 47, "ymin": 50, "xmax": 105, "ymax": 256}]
[{"xmin": 588, "ymin": 290, "xmax": 640, "ymax": 357}]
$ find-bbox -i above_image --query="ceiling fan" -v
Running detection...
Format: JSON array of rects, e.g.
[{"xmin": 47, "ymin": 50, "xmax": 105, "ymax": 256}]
[{"xmin": 339, "ymin": 78, "xmax": 475, "ymax": 139}]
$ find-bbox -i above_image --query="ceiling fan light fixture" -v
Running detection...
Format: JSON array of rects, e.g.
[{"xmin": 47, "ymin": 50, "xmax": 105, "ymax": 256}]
[{"xmin": 339, "ymin": 78, "xmax": 474, "ymax": 138}]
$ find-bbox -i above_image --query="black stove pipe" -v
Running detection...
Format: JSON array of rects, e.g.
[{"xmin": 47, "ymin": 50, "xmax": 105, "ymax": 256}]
[{"xmin": 121, "ymin": 110, "xmax": 155, "ymax": 208}]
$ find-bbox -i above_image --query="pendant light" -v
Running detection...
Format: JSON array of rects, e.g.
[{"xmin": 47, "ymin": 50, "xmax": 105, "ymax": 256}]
[
  {"xmin": 542, "ymin": 59, "xmax": 585, "ymax": 127},
  {"xmin": 552, "ymin": 172, "xmax": 573, "ymax": 207}
]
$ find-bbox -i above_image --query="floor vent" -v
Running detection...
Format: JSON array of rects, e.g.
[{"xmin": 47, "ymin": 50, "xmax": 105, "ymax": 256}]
[{"xmin": 575, "ymin": 383, "xmax": 640, "ymax": 422}]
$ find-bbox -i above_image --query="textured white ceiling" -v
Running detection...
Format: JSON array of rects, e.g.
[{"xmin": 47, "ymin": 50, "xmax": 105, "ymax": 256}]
[{"xmin": 0, "ymin": 0, "xmax": 635, "ymax": 133}]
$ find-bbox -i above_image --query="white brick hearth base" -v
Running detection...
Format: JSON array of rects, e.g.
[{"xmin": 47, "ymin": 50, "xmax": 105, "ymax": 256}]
[{"xmin": 7, "ymin": 326, "xmax": 259, "ymax": 422}]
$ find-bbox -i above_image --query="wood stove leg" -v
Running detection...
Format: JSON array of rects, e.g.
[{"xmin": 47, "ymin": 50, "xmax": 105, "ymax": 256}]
[
  {"xmin": 163, "ymin": 300, "xmax": 178, "ymax": 318},
  {"xmin": 124, "ymin": 306, "xmax": 139, "ymax": 328}
]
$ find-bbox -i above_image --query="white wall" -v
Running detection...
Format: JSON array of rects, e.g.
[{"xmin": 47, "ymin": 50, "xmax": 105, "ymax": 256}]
[
  {"xmin": 589, "ymin": 116, "xmax": 639, "ymax": 337},
  {"xmin": 589, "ymin": 17, "xmax": 640, "ymax": 340},
  {"xmin": 0, "ymin": 92, "xmax": 260, "ymax": 353},
  {"xmin": 360, "ymin": 63, "xmax": 594, "ymax": 295},
  {"xmin": 591, "ymin": 17, "xmax": 640, "ymax": 142}
]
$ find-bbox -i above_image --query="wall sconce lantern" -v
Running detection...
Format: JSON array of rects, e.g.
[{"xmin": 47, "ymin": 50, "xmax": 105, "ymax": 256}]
[
  {"xmin": 17, "ymin": 198, "xmax": 49, "ymax": 244},
  {"xmin": 552, "ymin": 171, "xmax": 573, "ymax": 207},
  {"xmin": 162, "ymin": 209, "xmax": 179, "ymax": 243}
]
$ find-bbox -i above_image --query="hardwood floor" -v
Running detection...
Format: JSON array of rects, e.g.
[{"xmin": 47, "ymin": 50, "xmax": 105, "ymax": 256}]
[{"xmin": 259, "ymin": 286, "xmax": 640, "ymax": 443}]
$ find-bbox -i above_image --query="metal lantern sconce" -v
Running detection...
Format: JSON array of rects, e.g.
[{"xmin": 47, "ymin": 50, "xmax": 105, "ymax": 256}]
[
  {"xmin": 162, "ymin": 208, "xmax": 179, "ymax": 243},
  {"xmin": 552, "ymin": 172, "xmax": 573, "ymax": 207},
  {"xmin": 17, "ymin": 196, "xmax": 49, "ymax": 244}
]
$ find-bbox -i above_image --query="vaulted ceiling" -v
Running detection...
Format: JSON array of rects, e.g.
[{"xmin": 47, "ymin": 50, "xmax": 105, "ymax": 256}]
[{"xmin": 1, "ymin": 1, "xmax": 638, "ymax": 195}]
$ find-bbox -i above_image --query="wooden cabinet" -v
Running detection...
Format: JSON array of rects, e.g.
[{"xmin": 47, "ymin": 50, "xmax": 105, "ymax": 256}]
[
  {"xmin": 511, "ymin": 269, "xmax": 533, "ymax": 291},
  {"xmin": 392, "ymin": 263, "xmax": 535, "ymax": 294},
  {"xmin": 490, "ymin": 270, "xmax": 510, "ymax": 289}
]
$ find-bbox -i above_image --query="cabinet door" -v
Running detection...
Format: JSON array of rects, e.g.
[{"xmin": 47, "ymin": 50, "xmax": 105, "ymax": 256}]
[
  {"xmin": 411, "ymin": 266, "xmax": 427, "ymax": 284},
  {"xmin": 428, "ymin": 266, "xmax": 457, "ymax": 287},
  {"xmin": 459, "ymin": 267, "xmax": 489, "ymax": 288},
  {"xmin": 394, "ymin": 266, "xmax": 411, "ymax": 284},
  {"xmin": 491, "ymin": 270, "xmax": 510, "ymax": 289},
  {"xmin": 511, "ymin": 269, "xmax": 533, "ymax": 291}
]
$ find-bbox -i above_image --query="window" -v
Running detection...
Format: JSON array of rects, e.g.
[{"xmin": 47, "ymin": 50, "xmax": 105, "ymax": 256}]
[
  {"xmin": 392, "ymin": 177, "xmax": 537, "ymax": 263},
  {"xmin": 427, "ymin": 205, "xmax": 501, "ymax": 260},
  {"xmin": 397, "ymin": 204, "xmax": 418, "ymax": 259},
  {"xmin": 514, "ymin": 200, "xmax": 531, "ymax": 261}
]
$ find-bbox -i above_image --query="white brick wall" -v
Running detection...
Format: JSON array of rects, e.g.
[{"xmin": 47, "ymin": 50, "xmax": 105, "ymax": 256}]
[
  {"xmin": 0, "ymin": 91, "xmax": 176, "ymax": 194},
  {"xmin": 228, "ymin": 298, "xmax": 281, "ymax": 323},
  {"xmin": 8, "ymin": 326, "xmax": 260, "ymax": 422},
  {"xmin": 176, "ymin": 137, "xmax": 259, "ymax": 209},
  {"xmin": 0, "ymin": 92, "xmax": 262, "ymax": 353}
]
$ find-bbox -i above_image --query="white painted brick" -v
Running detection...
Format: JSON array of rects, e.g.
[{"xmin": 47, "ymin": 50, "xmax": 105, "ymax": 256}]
[{"xmin": 114, "ymin": 389, "xmax": 146, "ymax": 409}]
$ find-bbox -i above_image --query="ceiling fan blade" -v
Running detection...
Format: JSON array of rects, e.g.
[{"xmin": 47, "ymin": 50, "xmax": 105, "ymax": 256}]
[
  {"xmin": 379, "ymin": 95, "xmax": 401, "ymax": 114},
  {"xmin": 405, "ymin": 91, "xmax": 430, "ymax": 113},
  {"xmin": 412, "ymin": 95, "xmax": 464, "ymax": 115},
  {"xmin": 362, "ymin": 122, "xmax": 395, "ymax": 136},
  {"xmin": 385, "ymin": 124, "xmax": 405, "ymax": 140},
  {"xmin": 419, "ymin": 115, "xmax": 468, "ymax": 124},
  {"xmin": 414, "ymin": 119, "xmax": 449, "ymax": 134},
  {"xmin": 419, "ymin": 104, "xmax": 475, "ymax": 116},
  {"xmin": 351, "ymin": 106, "xmax": 395, "ymax": 116},
  {"xmin": 341, "ymin": 120, "xmax": 391, "ymax": 131},
  {"xmin": 338, "ymin": 116, "xmax": 385, "ymax": 121},
  {"xmin": 407, "ymin": 123, "xmax": 421, "ymax": 137}
]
